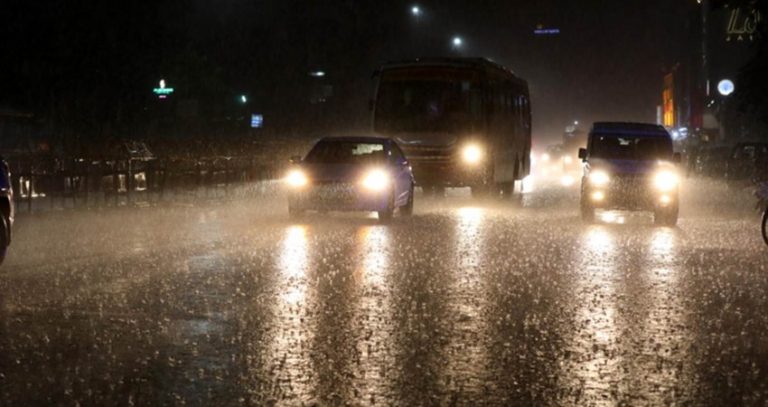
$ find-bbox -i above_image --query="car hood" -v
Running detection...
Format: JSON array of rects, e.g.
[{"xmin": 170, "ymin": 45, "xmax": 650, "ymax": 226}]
[
  {"xmin": 301, "ymin": 163, "xmax": 380, "ymax": 183},
  {"xmin": 588, "ymin": 158, "xmax": 668, "ymax": 176}
]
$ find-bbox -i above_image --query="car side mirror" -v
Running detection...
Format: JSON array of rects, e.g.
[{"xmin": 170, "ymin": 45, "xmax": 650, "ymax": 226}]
[
  {"xmin": 578, "ymin": 148, "xmax": 587, "ymax": 161},
  {"xmin": 289, "ymin": 155, "xmax": 302, "ymax": 164},
  {"xmin": 673, "ymin": 152, "xmax": 682, "ymax": 164}
]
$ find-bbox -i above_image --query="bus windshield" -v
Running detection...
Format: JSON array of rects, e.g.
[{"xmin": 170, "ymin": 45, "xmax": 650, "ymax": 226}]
[
  {"xmin": 590, "ymin": 134, "xmax": 673, "ymax": 160},
  {"xmin": 374, "ymin": 70, "xmax": 483, "ymax": 133}
]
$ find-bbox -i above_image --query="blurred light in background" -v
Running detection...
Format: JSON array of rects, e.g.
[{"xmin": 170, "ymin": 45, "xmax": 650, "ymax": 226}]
[
  {"xmin": 717, "ymin": 79, "xmax": 734, "ymax": 96},
  {"xmin": 250, "ymin": 114, "xmax": 264, "ymax": 128}
]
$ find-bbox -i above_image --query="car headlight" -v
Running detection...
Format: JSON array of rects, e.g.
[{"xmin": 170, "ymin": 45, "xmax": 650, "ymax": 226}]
[
  {"xmin": 362, "ymin": 169, "xmax": 390, "ymax": 191},
  {"xmin": 462, "ymin": 144, "xmax": 483, "ymax": 165},
  {"xmin": 285, "ymin": 169, "xmax": 308, "ymax": 188},
  {"xmin": 654, "ymin": 170, "xmax": 679, "ymax": 191},
  {"xmin": 589, "ymin": 170, "xmax": 610, "ymax": 186}
]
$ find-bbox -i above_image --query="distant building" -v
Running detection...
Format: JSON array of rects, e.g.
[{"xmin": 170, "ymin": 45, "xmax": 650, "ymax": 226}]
[{"xmin": 662, "ymin": 1, "xmax": 763, "ymax": 144}]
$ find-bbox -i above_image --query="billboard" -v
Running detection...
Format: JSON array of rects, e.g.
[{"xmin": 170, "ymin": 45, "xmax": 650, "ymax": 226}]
[{"xmin": 708, "ymin": 4, "xmax": 762, "ymax": 82}]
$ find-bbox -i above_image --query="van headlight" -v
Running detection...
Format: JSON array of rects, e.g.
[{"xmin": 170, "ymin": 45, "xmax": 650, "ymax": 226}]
[
  {"xmin": 285, "ymin": 169, "xmax": 308, "ymax": 188},
  {"xmin": 589, "ymin": 170, "xmax": 610, "ymax": 186},
  {"xmin": 462, "ymin": 144, "xmax": 483, "ymax": 165},
  {"xmin": 362, "ymin": 169, "xmax": 390, "ymax": 191},
  {"xmin": 654, "ymin": 170, "xmax": 679, "ymax": 191}
]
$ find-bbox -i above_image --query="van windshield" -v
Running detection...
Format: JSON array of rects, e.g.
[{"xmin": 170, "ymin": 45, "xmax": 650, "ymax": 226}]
[{"xmin": 590, "ymin": 134, "xmax": 673, "ymax": 160}]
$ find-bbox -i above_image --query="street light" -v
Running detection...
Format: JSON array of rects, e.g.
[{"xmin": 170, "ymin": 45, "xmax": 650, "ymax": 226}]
[
  {"xmin": 717, "ymin": 79, "xmax": 734, "ymax": 96},
  {"xmin": 411, "ymin": 5, "xmax": 421, "ymax": 16},
  {"xmin": 239, "ymin": 95, "xmax": 248, "ymax": 104},
  {"xmin": 452, "ymin": 36, "xmax": 463, "ymax": 48}
]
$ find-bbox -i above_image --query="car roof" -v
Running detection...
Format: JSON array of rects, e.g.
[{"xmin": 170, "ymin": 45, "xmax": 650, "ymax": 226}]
[
  {"xmin": 318, "ymin": 136, "xmax": 393, "ymax": 144},
  {"xmin": 590, "ymin": 122, "xmax": 670, "ymax": 138}
]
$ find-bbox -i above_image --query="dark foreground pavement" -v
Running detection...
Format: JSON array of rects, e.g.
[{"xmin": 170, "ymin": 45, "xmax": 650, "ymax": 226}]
[{"xmin": 1, "ymin": 180, "xmax": 766, "ymax": 406}]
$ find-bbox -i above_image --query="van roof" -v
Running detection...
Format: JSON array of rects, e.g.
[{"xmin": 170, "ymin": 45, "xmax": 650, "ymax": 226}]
[{"xmin": 591, "ymin": 122, "xmax": 670, "ymax": 138}]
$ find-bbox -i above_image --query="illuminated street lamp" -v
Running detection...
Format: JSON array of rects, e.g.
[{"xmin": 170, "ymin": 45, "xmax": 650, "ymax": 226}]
[
  {"xmin": 239, "ymin": 95, "xmax": 248, "ymax": 104},
  {"xmin": 411, "ymin": 5, "xmax": 421, "ymax": 16},
  {"xmin": 717, "ymin": 79, "xmax": 734, "ymax": 96},
  {"xmin": 452, "ymin": 36, "xmax": 463, "ymax": 48}
]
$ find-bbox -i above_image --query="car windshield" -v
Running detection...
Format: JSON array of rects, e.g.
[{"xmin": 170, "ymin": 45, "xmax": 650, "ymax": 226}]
[
  {"xmin": 590, "ymin": 134, "xmax": 673, "ymax": 160},
  {"xmin": 304, "ymin": 141, "xmax": 387, "ymax": 164},
  {"xmin": 374, "ymin": 71, "xmax": 483, "ymax": 133}
]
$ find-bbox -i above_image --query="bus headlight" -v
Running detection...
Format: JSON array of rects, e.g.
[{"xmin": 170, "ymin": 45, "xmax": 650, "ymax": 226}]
[
  {"xmin": 285, "ymin": 169, "xmax": 308, "ymax": 188},
  {"xmin": 589, "ymin": 170, "xmax": 610, "ymax": 186},
  {"xmin": 362, "ymin": 169, "xmax": 390, "ymax": 191},
  {"xmin": 654, "ymin": 170, "xmax": 679, "ymax": 192},
  {"xmin": 462, "ymin": 144, "xmax": 483, "ymax": 165}
]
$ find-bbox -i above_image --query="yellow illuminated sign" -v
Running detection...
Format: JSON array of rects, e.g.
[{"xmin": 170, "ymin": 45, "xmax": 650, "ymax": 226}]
[{"xmin": 663, "ymin": 74, "xmax": 674, "ymax": 127}]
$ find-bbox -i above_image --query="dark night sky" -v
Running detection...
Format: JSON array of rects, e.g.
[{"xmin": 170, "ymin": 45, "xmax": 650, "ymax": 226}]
[
  {"xmin": 1, "ymin": 0, "xmax": 693, "ymax": 143},
  {"xmin": 433, "ymin": 0, "xmax": 693, "ymax": 142}
]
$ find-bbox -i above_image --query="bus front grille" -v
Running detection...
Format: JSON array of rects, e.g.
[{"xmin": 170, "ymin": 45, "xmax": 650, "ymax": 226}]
[{"xmin": 401, "ymin": 146, "xmax": 456, "ymax": 164}]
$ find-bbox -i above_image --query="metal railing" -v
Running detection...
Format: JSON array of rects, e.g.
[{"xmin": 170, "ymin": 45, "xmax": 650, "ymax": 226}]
[{"xmin": 9, "ymin": 156, "xmax": 280, "ymax": 213}]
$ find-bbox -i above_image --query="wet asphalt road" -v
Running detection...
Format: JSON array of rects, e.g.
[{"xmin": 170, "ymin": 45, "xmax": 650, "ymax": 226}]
[{"xmin": 0, "ymin": 179, "xmax": 767, "ymax": 406}]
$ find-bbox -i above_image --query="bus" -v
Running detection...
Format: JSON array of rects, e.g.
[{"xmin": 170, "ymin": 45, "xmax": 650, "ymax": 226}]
[{"xmin": 371, "ymin": 58, "xmax": 531, "ymax": 197}]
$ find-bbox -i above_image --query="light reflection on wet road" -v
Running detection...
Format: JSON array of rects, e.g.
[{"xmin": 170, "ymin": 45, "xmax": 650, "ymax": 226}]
[
  {"xmin": 566, "ymin": 225, "xmax": 620, "ymax": 405},
  {"xmin": 1, "ymin": 181, "xmax": 767, "ymax": 405},
  {"xmin": 270, "ymin": 225, "xmax": 311, "ymax": 400}
]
